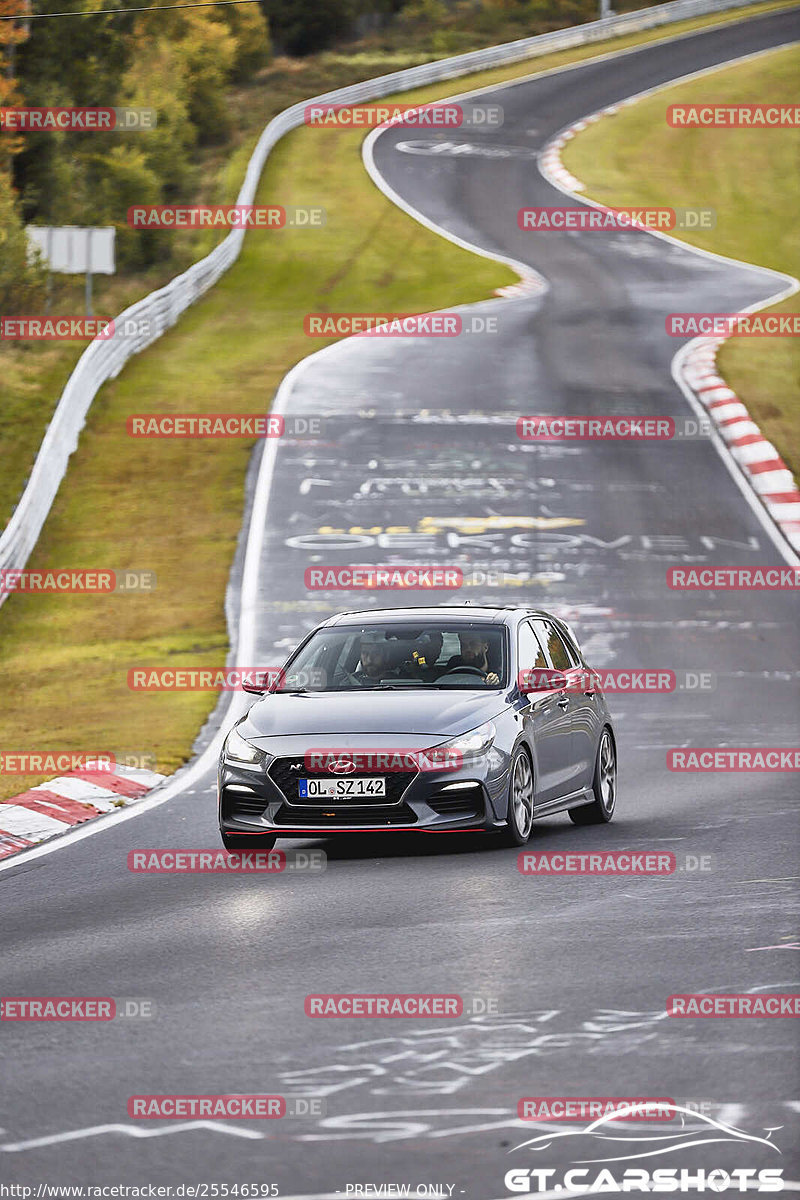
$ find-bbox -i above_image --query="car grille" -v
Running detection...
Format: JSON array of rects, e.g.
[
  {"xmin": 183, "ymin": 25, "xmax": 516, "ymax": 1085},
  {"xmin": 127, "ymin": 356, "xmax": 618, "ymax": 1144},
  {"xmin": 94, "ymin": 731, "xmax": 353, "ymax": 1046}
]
[
  {"xmin": 268, "ymin": 756, "xmax": 416, "ymax": 807},
  {"xmin": 428, "ymin": 783, "xmax": 484, "ymax": 817},
  {"xmin": 221, "ymin": 789, "xmax": 270, "ymax": 821},
  {"xmin": 274, "ymin": 803, "xmax": 417, "ymax": 827}
]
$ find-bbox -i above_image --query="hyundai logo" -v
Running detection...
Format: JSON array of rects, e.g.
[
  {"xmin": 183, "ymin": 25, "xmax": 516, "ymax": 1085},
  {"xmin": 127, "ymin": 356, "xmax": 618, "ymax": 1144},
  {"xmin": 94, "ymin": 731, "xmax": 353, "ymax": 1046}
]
[{"xmin": 330, "ymin": 758, "xmax": 356, "ymax": 775}]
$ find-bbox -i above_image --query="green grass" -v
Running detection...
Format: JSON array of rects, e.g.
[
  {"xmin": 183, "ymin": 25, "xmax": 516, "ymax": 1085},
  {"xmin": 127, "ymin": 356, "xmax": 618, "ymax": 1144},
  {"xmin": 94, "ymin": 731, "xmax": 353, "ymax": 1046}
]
[
  {"xmin": 562, "ymin": 41, "xmax": 800, "ymax": 474},
  {"xmin": 1, "ymin": 1, "xmax": 798, "ymax": 803}
]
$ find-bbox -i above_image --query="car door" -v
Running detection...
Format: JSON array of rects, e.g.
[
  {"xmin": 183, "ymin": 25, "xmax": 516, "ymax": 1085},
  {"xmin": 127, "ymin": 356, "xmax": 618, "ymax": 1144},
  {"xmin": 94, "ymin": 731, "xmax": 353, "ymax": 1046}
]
[
  {"xmin": 517, "ymin": 620, "xmax": 576, "ymax": 805},
  {"xmin": 552, "ymin": 621, "xmax": 603, "ymax": 791}
]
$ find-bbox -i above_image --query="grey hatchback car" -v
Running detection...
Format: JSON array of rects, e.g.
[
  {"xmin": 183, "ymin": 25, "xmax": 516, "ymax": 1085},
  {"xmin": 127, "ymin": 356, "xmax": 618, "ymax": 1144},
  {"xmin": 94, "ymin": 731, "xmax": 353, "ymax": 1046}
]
[{"xmin": 218, "ymin": 605, "xmax": 616, "ymax": 849}]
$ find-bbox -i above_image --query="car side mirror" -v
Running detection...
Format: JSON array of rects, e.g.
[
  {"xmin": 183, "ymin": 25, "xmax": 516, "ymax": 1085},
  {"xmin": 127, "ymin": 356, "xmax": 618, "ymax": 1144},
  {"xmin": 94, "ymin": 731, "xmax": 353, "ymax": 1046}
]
[
  {"xmin": 518, "ymin": 668, "xmax": 568, "ymax": 694},
  {"xmin": 242, "ymin": 669, "xmax": 276, "ymax": 695}
]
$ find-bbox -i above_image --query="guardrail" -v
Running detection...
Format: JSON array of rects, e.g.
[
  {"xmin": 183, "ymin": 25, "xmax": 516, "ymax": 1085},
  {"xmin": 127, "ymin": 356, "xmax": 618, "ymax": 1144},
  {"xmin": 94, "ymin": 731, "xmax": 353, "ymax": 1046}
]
[{"xmin": 0, "ymin": 0, "xmax": 772, "ymax": 597}]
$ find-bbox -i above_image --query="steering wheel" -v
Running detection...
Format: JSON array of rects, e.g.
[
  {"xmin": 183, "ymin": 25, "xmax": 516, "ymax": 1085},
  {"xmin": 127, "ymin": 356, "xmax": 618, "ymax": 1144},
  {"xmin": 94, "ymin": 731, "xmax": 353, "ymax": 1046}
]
[
  {"xmin": 337, "ymin": 669, "xmax": 371, "ymax": 687},
  {"xmin": 441, "ymin": 666, "xmax": 487, "ymax": 678}
]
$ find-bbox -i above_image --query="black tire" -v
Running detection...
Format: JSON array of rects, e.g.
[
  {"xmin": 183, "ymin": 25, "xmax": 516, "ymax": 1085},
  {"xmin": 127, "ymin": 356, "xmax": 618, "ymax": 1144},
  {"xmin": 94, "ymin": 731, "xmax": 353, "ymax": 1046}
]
[
  {"xmin": 569, "ymin": 728, "xmax": 616, "ymax": 825},
  {"xmin": 500, "ymin": 746, "xmax": 535, "ymax": 845},
  {"xmin": 221, "ymin": 832, "xmax": 278, "ymax": 850}
]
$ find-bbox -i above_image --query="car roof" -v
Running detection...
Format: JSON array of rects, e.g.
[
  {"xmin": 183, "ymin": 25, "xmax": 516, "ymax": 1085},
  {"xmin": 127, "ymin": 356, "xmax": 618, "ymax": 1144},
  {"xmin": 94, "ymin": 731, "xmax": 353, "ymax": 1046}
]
[{"xmin": 323, "ymin": 605, "xmax": 555, "ymax": 627}]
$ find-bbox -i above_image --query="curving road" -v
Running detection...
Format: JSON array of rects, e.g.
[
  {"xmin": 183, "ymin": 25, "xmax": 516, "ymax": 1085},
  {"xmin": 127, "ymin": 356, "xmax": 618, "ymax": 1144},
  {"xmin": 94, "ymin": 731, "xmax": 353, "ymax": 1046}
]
[{"xmin": 2, "ymin": 8, "xmax": 799, "ymax": 1196}]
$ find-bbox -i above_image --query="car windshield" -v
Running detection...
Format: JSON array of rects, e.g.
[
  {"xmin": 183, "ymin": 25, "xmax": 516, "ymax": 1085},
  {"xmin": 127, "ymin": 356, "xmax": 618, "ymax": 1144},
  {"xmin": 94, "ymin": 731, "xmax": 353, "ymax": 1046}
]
[{"xmin": 275, "ymin": 622, "xmax": 507, "ymax": 692}]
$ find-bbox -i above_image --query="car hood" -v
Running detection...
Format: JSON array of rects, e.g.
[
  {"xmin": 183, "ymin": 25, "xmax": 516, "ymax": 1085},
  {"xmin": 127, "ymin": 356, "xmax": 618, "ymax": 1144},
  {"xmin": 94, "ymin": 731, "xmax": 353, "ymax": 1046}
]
[{"xmin": 239, "ymin": 689, "xmax": 504, "ymax": 741}]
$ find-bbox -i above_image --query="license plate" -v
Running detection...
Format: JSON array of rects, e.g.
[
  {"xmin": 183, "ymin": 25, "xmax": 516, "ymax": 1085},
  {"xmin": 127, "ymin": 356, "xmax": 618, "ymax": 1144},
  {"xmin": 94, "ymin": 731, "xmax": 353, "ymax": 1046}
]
[{"xmin": 298, "ymin": 777, "xmax": 386, "ymax": 798}]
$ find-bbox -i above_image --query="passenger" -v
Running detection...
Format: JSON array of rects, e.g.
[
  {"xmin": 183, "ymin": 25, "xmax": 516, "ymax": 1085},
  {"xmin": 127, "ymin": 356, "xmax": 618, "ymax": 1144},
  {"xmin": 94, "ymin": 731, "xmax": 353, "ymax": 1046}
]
[
  {"xmin": 444, "ymin": 631, "xmax": 500, "ymax": 686},
  {"xmin": 405, "ymin": 631, "xmax": 444, "ymax": 682}
]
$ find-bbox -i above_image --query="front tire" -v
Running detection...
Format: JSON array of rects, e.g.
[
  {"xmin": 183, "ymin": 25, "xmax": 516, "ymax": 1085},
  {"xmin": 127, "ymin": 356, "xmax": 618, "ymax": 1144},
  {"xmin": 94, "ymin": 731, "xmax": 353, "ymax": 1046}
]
[
  {"xmin": 569, "ymin": 728, "xmax": 616, "ymax": 825},
  {"xmin": 221, "ymin": 832, "xmax": 278, "ymax": 850},
  {"xmin": 500, "ymin": 747, "xmax": 535, "ymax": 845}
]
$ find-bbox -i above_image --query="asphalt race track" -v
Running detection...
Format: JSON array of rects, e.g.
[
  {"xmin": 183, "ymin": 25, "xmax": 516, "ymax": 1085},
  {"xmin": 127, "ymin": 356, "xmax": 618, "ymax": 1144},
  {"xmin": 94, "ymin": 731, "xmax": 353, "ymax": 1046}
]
[{"xmin": 2, "ymin": 9, "xmax": 799, "ymax": 1196}]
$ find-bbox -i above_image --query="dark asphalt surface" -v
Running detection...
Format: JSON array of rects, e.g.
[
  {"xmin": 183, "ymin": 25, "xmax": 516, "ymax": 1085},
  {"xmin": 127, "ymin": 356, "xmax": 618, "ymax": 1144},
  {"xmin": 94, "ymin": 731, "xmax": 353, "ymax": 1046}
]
[{"xmin": 2, "ymin": 9, "xmax": 799, "ymax": 1196}]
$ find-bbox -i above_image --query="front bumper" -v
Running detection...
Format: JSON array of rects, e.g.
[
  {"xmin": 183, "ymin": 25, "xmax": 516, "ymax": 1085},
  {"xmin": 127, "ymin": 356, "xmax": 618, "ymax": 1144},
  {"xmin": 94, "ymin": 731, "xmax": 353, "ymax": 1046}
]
[{"xmin": 218, "ymin": 746, "xmax": 508, "ymax": 836}]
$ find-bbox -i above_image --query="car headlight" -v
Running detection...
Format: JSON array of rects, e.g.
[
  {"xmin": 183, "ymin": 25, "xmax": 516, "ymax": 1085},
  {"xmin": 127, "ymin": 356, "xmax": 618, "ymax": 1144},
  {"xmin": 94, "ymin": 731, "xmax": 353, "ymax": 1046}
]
[
  {"xmin": 222, "ymin": 726, "xmax": 266, "ymax": 768},
  {"xmin": 437, "ymin": 721, "xmax": 496, "ymax": 760}
]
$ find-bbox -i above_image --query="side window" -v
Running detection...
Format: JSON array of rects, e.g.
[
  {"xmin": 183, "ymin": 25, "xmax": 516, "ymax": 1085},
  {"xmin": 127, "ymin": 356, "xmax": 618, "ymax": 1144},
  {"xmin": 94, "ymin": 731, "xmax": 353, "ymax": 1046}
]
[
  {"xmin": 518, "ymin": 621, "xmax": 548, "ymax": 670},
  {"xmin": 544, "ymin": 622, "xmax": 578, "ymax": 671}
]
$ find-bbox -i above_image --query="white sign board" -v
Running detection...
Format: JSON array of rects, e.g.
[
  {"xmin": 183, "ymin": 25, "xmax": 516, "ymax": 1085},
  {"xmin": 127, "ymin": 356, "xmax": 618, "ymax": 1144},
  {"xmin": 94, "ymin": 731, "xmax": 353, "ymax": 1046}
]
[{"xmin": 26, "ymin": 226, "xmax": 116, "ymax": 275}]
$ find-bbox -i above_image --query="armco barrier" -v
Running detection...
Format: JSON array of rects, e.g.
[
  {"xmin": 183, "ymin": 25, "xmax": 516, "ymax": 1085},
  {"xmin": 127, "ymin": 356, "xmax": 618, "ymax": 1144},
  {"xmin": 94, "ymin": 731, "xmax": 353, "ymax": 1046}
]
[{"xmin": 0, "ymin": 0, "xmax": 773, "ymax": 600}]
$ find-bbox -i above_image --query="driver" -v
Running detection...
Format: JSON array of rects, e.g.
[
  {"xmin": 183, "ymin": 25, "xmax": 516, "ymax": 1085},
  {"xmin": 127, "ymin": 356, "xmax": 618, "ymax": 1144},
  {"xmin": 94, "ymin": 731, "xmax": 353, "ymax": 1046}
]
[
  {"xmin": 350, "ymin": 635, "xmax": 395, "ymax": 687},
  {"xmin": 443, "ymin": 631, "xmax": 500, "ymax": 686}
]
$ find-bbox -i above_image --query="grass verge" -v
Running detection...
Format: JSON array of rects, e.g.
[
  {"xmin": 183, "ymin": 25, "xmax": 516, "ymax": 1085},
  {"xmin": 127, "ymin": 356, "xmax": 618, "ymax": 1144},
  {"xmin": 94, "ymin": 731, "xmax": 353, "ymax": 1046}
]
[
  {"xmin": 1, "ymin": 3, "xmax": 798, "ymax": 804},
  {"xmin": 562, "ymin": 41, "xmax": 800, "ymax": 475}
]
